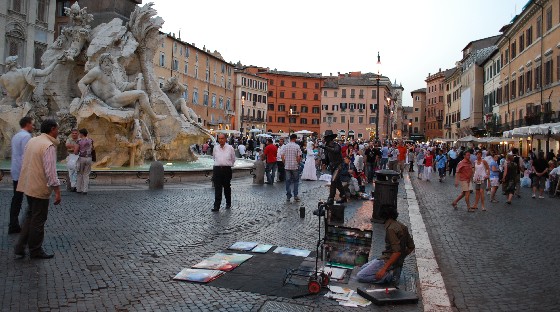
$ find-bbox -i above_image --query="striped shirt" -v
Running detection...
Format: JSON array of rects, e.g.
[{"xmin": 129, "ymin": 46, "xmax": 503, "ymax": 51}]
[{"xmin": 44, "ymin": 145, "xmax": 61, "ymax": 187}]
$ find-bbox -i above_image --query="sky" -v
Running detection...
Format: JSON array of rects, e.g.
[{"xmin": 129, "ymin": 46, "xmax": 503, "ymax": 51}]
[{"xmin": 148, "ymin": 0, "xmax": 529, "ymax": 106}]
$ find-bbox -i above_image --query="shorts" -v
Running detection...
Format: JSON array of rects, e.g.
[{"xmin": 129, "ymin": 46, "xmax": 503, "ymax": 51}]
[
  {"xmin": 438, "ymin": 167, "xmax": 446, "ymax": 177},
  {"xmin": 490, "ymin": 177, "xmax": 500, "ymax": 187},
  {"xmin": 532, "ymin": 175, "xmax": 546, "ymax": 189},
  {"xmin": 474, "ymin": 181, "xmax": 484, "ymax": 190},
  {"xmin": 459, "ymin": 180, "xmax": 470, "ymax": 192}
]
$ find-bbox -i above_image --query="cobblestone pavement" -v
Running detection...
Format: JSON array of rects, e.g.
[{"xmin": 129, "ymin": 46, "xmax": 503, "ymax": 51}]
[
  {"xmin": 1, "ymin": 176, "xmax": 422, "ymax": 312},
  {"xmin": 410, "ymin": 173, "xmax": 560, "ymax": 312}
]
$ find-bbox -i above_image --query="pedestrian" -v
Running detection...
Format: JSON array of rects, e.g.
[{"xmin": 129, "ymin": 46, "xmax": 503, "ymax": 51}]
[
  {"xmin": 380, "ymin": 143, "xmax": 389, "ymax": 170},
  {"xmin": 263, "ymin": 138, "xmax": 278, "ymax": 184},
  {"xmin": 8, "ymin": 117, "xmax": 34, "ymax": 234},
  {"xmin": 471, "ymin": 150, "xmax": 490, "ymax": 211},
  {"xmin": 65, "ymin": 129, "xmax": 79, "ymax": 192},
  {"xmin": 14, "ymin": 119, "xmax": 61, "ymax": 259},
  {"xmin": 301, "ymin": 141, "xmax": 318, "ymax": 181},
  {"xmin": 211, "ymin": 133, "xmax": 236, "ymax": 211},
  {"xmin": 280, "ymin": 134, "xmax": 302, "ymax": 203},
  {"xmin": 489, "ymin": 154, "xmax": 501, "ymax": 203},
  {"xmin": 387, "ymin": 143, "xmax": 399, "ymax": 171},
  {"xmin": 447, "ymin": 146, "xmax": 458, "ymax": 176},
  {"xmin": 435, "ymin": 149, "xmax": 447, "ymax": 182},
  {"xmin": 452, "ymin": 151, "xmax": 473, "ymax": 211},
  {"xmin": 502, "ymin": 154, "xmax": 519, "ymax": 205},
  {"xmin": 416, "ymin": 149, "xmax": 425, "ymax": 180},
  {"xmin": 238, "ymin": 142, "xmax": 246, "ymax": 158},
  {"xmin": 408, "ymin": 147, "xmax": 415, "ymax": 172},
  {"xmin": 276, "ymin": 138, "xmax": 286, "ymax": 182},
  {"xmin": 531, "ymin": 151, "xmax": 549, "ymax": 199},
  {"xmin": 202, "ymin": 141, "xmax": 209, "ymax": 155},
  {"xmin": 321, "ymin": 131, "xmax": 346, "ymax": 204},
  {"xmin": 423, "ymin": 150, "xmax": 434, "ymax": 182},
  {"xmin": 74, "ymin": 129, "xmax": 93, "ymax": 195},
  {"xmin": 397, "ymin": 141, "xmax": 407, "ymax": 178}
]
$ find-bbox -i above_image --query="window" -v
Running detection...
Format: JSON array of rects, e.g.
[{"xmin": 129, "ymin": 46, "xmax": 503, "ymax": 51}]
[
  {"xmin": 193, "ymin": 88, "xmax": 199, "ymax": 104},
  {"xmin": 341, "ymin": 116, "xmax": 346, "ymax": 123},
  {"xmin": 372, "ymin": 90, "xmax": 377, "ymax": 99},
  {"xmin": 323, "ymin": 90, "xmax": 327, "ymax": 97},
  {"xmin": 546, "ymin": 6, "xmax": 552, "ymax": 31},
  {"xmin": 341, "ymin": 89, "xmax": 346, "ymax": 98},
  {"xmin": 268, "ymin": 104, "xmax": 274, "ymax": 111},
  {"xmin": 184, "ymin": 63, "xmax": 188, "ymax": 74},
  {"xmin": 195, "ymin": 66, "xmax": 198, "ymax": 78},
  {"xmin": 56, "ymin": 1, "xmax": 70, "ymax": 16},
  {"xmin": 415, "ymin": 117, "xmax": 419, "ymax": 122},
  {"xmin": 519, "ymin": 75, "xmax": 524, "ymax": 96},
  {"xmin": 322, "ymin": 105, "xmax": 329, "ymax": 110},
  {"xmin": 172, "ymin": 59, "xmax": 179, "ymax": 71},
  {"xmin": 519, "ymin": 34, "xmax": 525, "ymax": 52},
  {"xmin": 280, "ymin": 80, "xmax": 285, "ymax": 86},
  {"xmin": 350, "ymin": 116, "xmax": 355, "ymax": 123},
  {"xmin": 203, "ymin": 91, "xmax": 209, "ymax": 106},
  {"xmin": 300, "ymin": 118, "xmax": 308, "ymax": 124},
  {"xmin": 359, "ymin": 89, "xmax": 364, "ymax": 99},
  {"xmin": 289, "ymin": 117, "xmax": 296, "ymax": 123},
  {"xmin": 268, "ymin": 116, "xmax": 273, "ymax": 122},
  {"xmin": 301, "ymin": 106, "xmax": 308, "ymax": 113},
  {"xmin": 526, "ymin": 70, "xmax": 532, "ymax": 92},
  {"xmin": 312, "ymin": 106, "xmax": 320, "ymax": 113},
  {"xmin": 314, "ymin": 94, "xmax": 318, "ymax": 100},
  {"xmin": 315, "ymin": 83, "xmax": 319, "ymax": 89},
  {"xmin": 278, "ymin": 117, "xmax": 285, "ymax": 123},
  {"xmin": 359, "ymin": 117, "xmax": 364, "ymax": 124},
  {"xmin": 334, "ymin": 91, "xmax": 338, "ymax": 97},
  {"xmin": 331, "ymin": 105, "xmax": 339, "ymax": 111},
  {"xmin": 280, "ymin": 92, "xmax": 285, "ymax": 98},
  {"xmin": 537, "ymin": 16, "xmax": 542, "ymax": 37},
  {"xmin": 205, "ymin": 69, "xmax": 209, "ymax": 81},
  {"xmin": 292, "ymin": 81, "xmax": 296, "ymax": 87},
  {"xmin": 510, "ymin": 42, "xmax": 516, "ymax": 59},
  {"xmin": 545, "ymin": 59, "xmax": 553, "ymax": 85},
  {"xmin": 369, "ymin": 117, "xmax": 376, "ymax": 123},
  {"xmin": 11, "ymin": 0, "xmax": 26, "ymax": 13},
  {"xmin": 219, "ymin": 97, "xmax": 224, "ymax": 109},
  {"xmin": 159, "ymin": 53, "xmax": 165, "ymax": 66},
  {"xmin": 270, "ymin": 79, "xmax": 274, "ymax": 85},
  {"xmin": 37, "ymin": 0, "xmax": 48, "ymax": 22},
  {"xmin": 312, "ymin": 119, "xmax": 320, "ymax": 125},
  {"xmin": 303, "ymin": 82, "xmax": 307, "ymax": 88},
  {"xmin": 278, "ymin": 105, "xmax": 285, "ymax": 111},
  {"xmin": 226, "ymin": 98, "xmax": 231, "ymax": 110},
  {"xmin": 302, "ymin": 93, "xmax": 307, "ymax": 100},
  {"xmin": 350, "ymin": 89, "xmax": 355, "ymax": 98},
  {"xmin": 291, "ymin": 92, "xmax": 296, "ymax": 99},
  {"xmin": 535, "ymin": 65, "xmax": 542, "ymax": 88}
]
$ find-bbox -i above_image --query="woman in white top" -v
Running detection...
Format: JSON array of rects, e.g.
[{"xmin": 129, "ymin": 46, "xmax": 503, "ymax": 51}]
[
  {"xmin": 301, "ymin": 141, "xmax": 318, "ymax": 181},
  {"xmin": 472, "ymin": 150, "xmax": 490, "ymax": 211}
]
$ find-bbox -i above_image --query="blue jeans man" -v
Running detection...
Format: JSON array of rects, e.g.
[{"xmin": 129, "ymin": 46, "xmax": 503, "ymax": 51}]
[
  {"xmin": 285, "ymin": 169, "xmax": 300, "ymax": 201},
  {"xmin": 265, "ymin": 161, "xmax": 277, "ymax": 184}
]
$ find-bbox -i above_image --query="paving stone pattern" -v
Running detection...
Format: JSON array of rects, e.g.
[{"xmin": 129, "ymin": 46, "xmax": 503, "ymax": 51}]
[
  {"xmin": 1, "ymin": 177, "xmax": 421, "ymax": 312},
  {"xmin": 410, "ymin": 174, "xmax": 560, "ymax": 312}
]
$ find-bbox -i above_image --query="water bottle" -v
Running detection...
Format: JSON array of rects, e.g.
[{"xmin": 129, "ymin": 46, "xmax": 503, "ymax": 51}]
[{"xmin": 299, "ymin": 205, "xmax": 305, "ymax": 218}]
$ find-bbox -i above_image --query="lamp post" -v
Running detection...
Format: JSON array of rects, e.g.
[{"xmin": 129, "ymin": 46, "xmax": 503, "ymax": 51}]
[
  {"xmin": 386, "ymin": 97, "xmax": 392, "ymax": 140},
  {"xmin": 240, "ymin": 96, "xmax": 245, "ymax": 137},
  {"xmin": 375, "ymin": 52, "xmax": 381, "ymax": 142}
]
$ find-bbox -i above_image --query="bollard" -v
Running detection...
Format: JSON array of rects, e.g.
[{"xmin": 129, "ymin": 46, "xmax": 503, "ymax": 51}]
[
  {"xmin": 253, "ymin": 160, "xmax": 265, "ymax": 185},
  {"xmin": 299, "ymin": 205, "xmax": 305, "ymax": 218},
  {"xmin": 149, "ymin": 161, "xmax": 165, "ymax": 190}
]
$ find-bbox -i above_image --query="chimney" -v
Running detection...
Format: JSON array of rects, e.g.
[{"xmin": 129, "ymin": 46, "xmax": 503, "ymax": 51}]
[{"xmin": 330, "ymin": 73, "xmax": 332, "ymax": 76}]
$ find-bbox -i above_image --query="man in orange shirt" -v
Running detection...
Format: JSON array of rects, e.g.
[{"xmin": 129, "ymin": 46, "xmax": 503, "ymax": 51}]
[
  {"xmin": 263, "ymin": 138, "xmax": 278, "ymax": 185},
  {"xmin": 452, "ymin": 151, "xmax": 474, "ymax": 211},
  {"xmin": 397, "ymin": 141, "xmax": 407, "ymax": 178}
]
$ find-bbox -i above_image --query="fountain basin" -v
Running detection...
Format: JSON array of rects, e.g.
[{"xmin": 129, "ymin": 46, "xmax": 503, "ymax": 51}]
[{"xmin": 0, "ymin": 156, "xmax": 256, "ymax": 186}]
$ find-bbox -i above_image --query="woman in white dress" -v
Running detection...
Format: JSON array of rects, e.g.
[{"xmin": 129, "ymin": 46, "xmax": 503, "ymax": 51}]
[{"xmin": 301, "ymin": 141, "xmax": 318, "ymax": 180}]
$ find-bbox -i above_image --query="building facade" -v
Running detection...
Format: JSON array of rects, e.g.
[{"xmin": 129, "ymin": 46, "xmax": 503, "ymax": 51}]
[
  {"xmin": 424, "ymin": 69, "xmax": 448, "ymax": 140},
  {"xmin": 401, "ymin": 106, "xmax": 413, "ymax": 139},
  {"xmin": 246, "ymin": 67, "xmax": 323, "ymax": 134},
  {"xmin": 459, "ymin": 36, "xmax": 499, "ymax": 136},
  {"xmin": 153, "ymin": 34, "xmax": 235, "ymax": 131},
  {"xmin": 320, "ymin": 72, "xmax": 393, "ymax": 140},
  {"xmin": 443, "ymin": 67, "xmax": 462, "ymax": 139},
  {"xmin": 481, "ymin": 49, "xmax": 503, "ymax": 135},
  {"xmin": 496, "ymin": 0, "xmax": 560, "ymax": 134},
  {"xmin": 234, "ymin": 69, "xmax": 268, "ymax": 137},
  {"xmin": 410, "ymin": 88, "xmax": 426, "ymax": 141},
  {"xmin": 1, "ymin": 0, "xmax": 57, "ymax": 69},
  {"xmin": 54, "ymin": 0, "xmax": 141, "ymax": 38}
]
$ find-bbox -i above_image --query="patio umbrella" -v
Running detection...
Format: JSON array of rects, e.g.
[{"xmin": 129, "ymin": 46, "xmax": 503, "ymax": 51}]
[
  {"xmin": 249, "ymin": 129, "xmax": 262, "ymax": 133},
  {"xmin": 294, "ymin": 130, "xmax": 313, "ymax": 135}
]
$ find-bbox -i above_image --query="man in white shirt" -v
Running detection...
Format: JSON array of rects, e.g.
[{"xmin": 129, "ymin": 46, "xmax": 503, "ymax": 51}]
[
  {"xmin": 238, "ymin": 143, "xmax": 246, "ymax": 158},
  {"xmin": 212, "ymin": 133, "xmax": 236, "ymax": 212},
  {"xmin": 276, "ymin": 138, "xmax": 286, "ymax": 182}
]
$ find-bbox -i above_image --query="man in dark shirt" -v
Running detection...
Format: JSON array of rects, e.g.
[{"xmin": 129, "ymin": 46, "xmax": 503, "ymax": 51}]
[
  {"xmin": 321, "ymin": 130, "xmax": 345, "ymax": 204},
  {"xmin": 531, "ymin": 151, "xmax": 549, "ymax": 198},
  {"xmin": 364, "ymin": 142, "xmax": 377, "ymax": 183},
  {"xmin": 357, "ymin": 204, "xmax": 415, "ymax": 285}
]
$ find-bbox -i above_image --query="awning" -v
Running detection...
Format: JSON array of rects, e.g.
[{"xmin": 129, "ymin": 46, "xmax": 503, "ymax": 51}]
[
  {"xmin": 506, "ymin": 122, "xmax": 560, "ymax": 137},
  {"xmin": 457, "ymin": 135, "xmax": 477, "ymax": 142},
  {"xmin": 552, "ymin": 124, "xmax": 560, "ymax": 135}
]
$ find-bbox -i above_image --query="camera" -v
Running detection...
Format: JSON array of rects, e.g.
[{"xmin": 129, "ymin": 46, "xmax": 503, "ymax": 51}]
[{"xmin": 313, "ymin": 201, "xmax": 329, "ymax": 216}]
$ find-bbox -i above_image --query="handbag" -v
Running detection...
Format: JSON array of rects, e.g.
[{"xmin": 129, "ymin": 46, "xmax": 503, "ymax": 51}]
[{"xmin": 91, "ymin": 140, "xmax": 96, "ymax": 162}]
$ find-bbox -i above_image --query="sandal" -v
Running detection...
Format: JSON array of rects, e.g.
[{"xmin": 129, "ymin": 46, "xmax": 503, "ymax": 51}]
[
  {"xmin": 490, "ymin": 199, "xmax": 499, "ymax": 203},
  {"xmin": 481, "ymin": 207, "xmax": 487, "ymax": 211},
  {"xmin": 451, "ymin": 202, "xmax": 457, "ymax": 209},
  {"xmin": 467, "ymin": 207, "xmax": 476, "ymax": 212}
]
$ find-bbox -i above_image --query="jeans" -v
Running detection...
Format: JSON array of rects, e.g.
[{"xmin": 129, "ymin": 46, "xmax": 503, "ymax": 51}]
[
  {"xmin": 366, "ymin": 163, "xmax": 375, "ymax": 182},
  {"xmin": 356, "ymin": 259, "xmax": 394, "ymax": 284},
  {"xmin": 277, "ymin": 161, "xmax": 285, "ymax": 181},
  {"xmin": 265, "ymin": 162, "xmax": 277, "ymax": 183},
  {"xmin": 285, "ymin": 169, "xmax": 299, "ymax": 199},
  {"xmin": 380, "ymin": 158, "xmax": 388, "ymax": 170},
  {"xmin": 9, "ymin": 180, "xmax": 24, "ymax": 230}
]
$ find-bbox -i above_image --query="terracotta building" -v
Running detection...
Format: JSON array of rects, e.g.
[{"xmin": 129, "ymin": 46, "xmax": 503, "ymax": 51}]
[
  {"xmin": 153, "ymin": 34, "xmax": 235, "ymax": 131},
  {"xmin": 1, "ymin": 0, "xmax": 57, "ymax": 68},
  {"xmin": 410, "ymin": 88, "xmax": 426, "ymax": 142},
  {"xmin": 425, "ymin": 69, "xmax": 451, "ymax": 140},
  {"xmin": 54, "ymin": 0, "xmax": 142, "ymax": 38},
  {"xmin": 245, "ymin": 67, "xmax": 323, "ymax": 134},
  {"xmin": 234, "ymin": 68, "xmax": 268, "ymax": 137},
  {"xmin": 443, "ymin": 66, "xmax": 462, "ymax": 140},
  {"xmin": 401, "ymin": 106, "xmax": 413, "ymax": 139},
  {"xmin": 320, "ymin": 72, "xmax": 393, "ymax": 140}
]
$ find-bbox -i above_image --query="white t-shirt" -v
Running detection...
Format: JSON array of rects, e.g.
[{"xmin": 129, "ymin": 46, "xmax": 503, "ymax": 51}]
[{"xmin": 238, "ymin": 144, "xmax": 246, "ymax": 156}]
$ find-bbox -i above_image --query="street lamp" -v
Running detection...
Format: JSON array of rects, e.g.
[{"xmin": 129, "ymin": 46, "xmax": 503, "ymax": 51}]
[
  {"xmin": 375, "ymin": 52, "xmax": 381, "ymax": 142},
  {"xmin": 240, "ymin": 95, "xmax": 245, "ymax": 137},
  {"xmin": 386, "ymin": 96, "xmax": 392, "ymax": 140}
]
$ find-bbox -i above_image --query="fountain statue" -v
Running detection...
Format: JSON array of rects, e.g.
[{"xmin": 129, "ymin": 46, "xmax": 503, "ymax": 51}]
[{"xmin": 1, "ymin": 2, "xmax": 210, "ymax": 166}]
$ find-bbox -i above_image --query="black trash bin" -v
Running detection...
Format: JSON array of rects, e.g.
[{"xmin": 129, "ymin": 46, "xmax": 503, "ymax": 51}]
[{"xmin": 372, "ymin": 170, "xmax": 400, "ymax": 223}]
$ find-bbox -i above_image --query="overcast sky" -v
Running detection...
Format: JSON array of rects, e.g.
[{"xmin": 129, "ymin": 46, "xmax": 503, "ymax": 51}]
[{"xmin": 149, "ymin": 0, "xmax": 528, "ymax": 106}]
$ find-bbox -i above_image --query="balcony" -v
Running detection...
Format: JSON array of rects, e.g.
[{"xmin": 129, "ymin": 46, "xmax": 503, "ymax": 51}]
[
  {"xmin": 436, "ymin": 115, "xmax": 443, "ymax": 121},
  {"xmin": 288, "ymin": 110, "xmax": 300, "ymax": 116},
  {"xmin": 524, "ymin": 114, "xmax": 541, "ymax": 126},
  {"xmin": 444, "ymin": 123, "xmax": 451, "ymax": 129},
  {"xmin": 225, "ymin": 110, "xmax": 235, "ymax": 116},
  {"xmin": 543, "ymin": 111, "xmax": 557, "ymax": 123}
]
